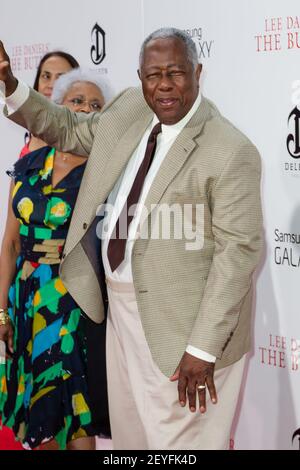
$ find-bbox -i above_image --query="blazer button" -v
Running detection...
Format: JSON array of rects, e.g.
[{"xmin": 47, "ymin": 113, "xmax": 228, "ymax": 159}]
[{"xmin": 83, "ymin": 223, "xmax": 88, "ymax": 230}]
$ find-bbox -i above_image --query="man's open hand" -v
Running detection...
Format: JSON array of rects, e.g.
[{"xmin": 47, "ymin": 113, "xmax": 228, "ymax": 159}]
[{"xmin": 0, "ymin": 41, "xmax": 18, "ymax": 96}]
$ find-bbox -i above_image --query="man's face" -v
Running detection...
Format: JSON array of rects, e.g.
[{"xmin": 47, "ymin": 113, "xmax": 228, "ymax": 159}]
[{"xmin": 138, "ymin": 37, "xmax": 202, "ymax": 125}]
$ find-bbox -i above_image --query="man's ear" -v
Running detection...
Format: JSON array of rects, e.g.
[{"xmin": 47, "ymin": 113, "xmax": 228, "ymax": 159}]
[
  {"xmin": 137, "ymin": 69, "xmax": 141, "ymax": 81},
  {"xmin": 196, "ymin": 63, "xmax": 202, "ymax": 82}
]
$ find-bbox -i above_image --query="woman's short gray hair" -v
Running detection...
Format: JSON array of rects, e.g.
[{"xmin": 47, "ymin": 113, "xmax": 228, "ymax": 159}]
[
  {"xmin": 139, "ymin": 27, "xmax": 199, "ymax": 70},
  {"xmin": 51, "ymin": 67, "xmax": 113, "ymax": 104}
]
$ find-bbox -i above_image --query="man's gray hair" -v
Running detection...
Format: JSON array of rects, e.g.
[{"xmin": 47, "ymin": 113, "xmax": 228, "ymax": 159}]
[
  {"xmin": 51, "ymin": 68, "xmax": 113, "ymax": 104},
  {"xmin": 139, "ymin": 27, "xmax": 198, "ymax": 70}
]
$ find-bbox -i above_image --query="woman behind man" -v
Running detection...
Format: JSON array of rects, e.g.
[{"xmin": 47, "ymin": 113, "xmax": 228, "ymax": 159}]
[
  {"xmin": 19, "ymin": 51, "xmax": 79, "ymax": 158},
  {"xmin": 0, "ymin": 69, "xmax": 112, "ymax": 450}
]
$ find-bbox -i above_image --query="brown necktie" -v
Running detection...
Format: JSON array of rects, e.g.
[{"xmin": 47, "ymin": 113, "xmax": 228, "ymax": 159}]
[{"xmin": 107, "ymin": 123, "xmax": 162, "ymax": 272}]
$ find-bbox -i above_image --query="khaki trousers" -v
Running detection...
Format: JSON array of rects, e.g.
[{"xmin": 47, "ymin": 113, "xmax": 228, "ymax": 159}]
[{"xmin": 106, "ymin": 277, "xmax": 245, "ymax": 450}]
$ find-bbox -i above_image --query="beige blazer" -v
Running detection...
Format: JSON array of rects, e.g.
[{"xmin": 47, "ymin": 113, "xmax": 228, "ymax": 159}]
[{"xmin": 7, "ymin": 87, "xmax": 263, "ymax": 376}]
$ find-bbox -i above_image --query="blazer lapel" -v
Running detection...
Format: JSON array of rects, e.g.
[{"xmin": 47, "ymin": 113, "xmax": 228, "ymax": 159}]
[{"xmin": 97, "ymin": 113, "xmax": 153, "ymax": 204}]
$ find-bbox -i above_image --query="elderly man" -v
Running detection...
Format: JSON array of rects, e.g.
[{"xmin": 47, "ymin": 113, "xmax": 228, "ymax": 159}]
[{"xmin": 0, "ymin": 28, "xmax": 263, "ymax": 450}]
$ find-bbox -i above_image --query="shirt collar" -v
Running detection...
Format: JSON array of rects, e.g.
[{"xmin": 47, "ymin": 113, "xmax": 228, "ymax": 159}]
[
  {"xmin": 9, "ymin": 146, "xmax": 52, "ymax": 180},
  {"xmin": 25, "ymin": 146, "xmax": 52, "ymax": 171},
  {"xmin": 151, "ymin": 92, "xmax": 202, "ymax": 138}
]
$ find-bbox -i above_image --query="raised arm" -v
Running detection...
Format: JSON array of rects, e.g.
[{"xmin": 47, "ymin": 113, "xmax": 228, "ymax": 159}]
[{"xmin": 0, "ymin": 40, "xmax": 98, "ymax": 156}]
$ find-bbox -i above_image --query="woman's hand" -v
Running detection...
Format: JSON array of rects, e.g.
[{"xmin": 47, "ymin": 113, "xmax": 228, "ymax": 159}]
[{"xmin": 0, "ymin": 322, "xmax": 14, "ymax": 355}]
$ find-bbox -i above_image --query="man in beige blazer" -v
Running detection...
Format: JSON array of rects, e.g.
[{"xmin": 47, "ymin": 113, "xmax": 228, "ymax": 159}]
[{"xmin": 0, "ymin": 28, "xmax": 263, "ymax": 449}]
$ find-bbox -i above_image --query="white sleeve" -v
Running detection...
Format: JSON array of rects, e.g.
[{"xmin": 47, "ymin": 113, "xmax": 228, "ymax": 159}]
[
  {"xmin": 186, "ymin": 344, "xmax": 216, "ymax": 363},
  {"xmin": 0, "ymin": 80, "xmax": 29, "ymax": 115}
]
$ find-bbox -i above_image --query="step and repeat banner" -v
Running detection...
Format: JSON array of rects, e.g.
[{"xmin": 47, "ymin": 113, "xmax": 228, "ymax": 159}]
[{"xmin": 0, "ymin": 0, "xmax": 299, "ymax": 450}]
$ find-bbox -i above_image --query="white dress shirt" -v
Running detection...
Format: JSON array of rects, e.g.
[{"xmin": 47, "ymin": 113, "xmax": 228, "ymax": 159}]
[{"xmin": 1, "ymin": 80, "xmax": 216, "ymax": 363}]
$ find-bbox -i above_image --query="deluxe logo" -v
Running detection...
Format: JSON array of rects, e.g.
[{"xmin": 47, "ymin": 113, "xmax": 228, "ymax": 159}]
[
  {"xmin": 90, "ymin": 23, "xmax": 106, "ymax": 65},
  {"xmin": 284, "ymin": 95, "xmax": 300, "ymax": 174},
  {"xmin": 287, "ymin": 107, "xmax": 300, "ymax": 158}
]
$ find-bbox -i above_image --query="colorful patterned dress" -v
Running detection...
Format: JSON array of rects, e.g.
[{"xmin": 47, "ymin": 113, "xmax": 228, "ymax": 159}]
[{"xmin": 0, "ymin": 146, "xmax": 110, "ymax": 449}]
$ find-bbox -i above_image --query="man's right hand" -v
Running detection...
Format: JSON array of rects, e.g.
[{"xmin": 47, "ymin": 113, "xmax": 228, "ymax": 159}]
[{"xmin": 0, "ymin": 41, "xmax": 18, "ymax": 96}]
